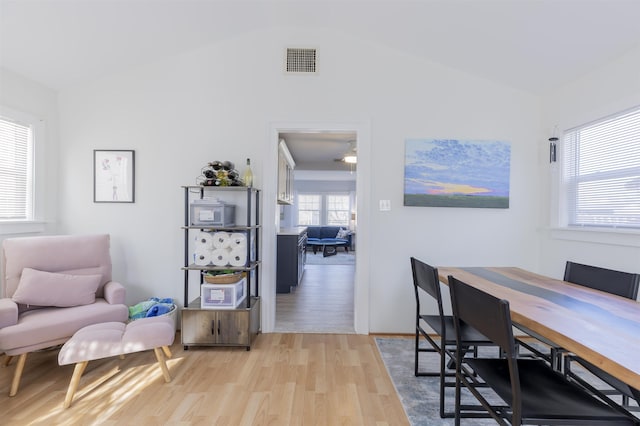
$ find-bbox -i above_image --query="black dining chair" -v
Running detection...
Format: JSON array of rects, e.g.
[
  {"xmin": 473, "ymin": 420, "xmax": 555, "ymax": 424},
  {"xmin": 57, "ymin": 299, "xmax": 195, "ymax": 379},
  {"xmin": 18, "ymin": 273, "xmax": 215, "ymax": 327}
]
[
  {"xmin": 447, "ymin": 274, "xmax": 636, "ymax": 426},
  {"xmin": 410, "ymin": 257, "xmax": 494, "ymax": 419},
  {"xmin": 562, "ymin": 261, "xmax": 640, "ymax": 412},
  {"xmin": 564, "ymin": 261, "xmax": 640, "ymax": 299},
  {"xmin": 564, "ymin": 357, "xmax": 640, "ymax": 414}
]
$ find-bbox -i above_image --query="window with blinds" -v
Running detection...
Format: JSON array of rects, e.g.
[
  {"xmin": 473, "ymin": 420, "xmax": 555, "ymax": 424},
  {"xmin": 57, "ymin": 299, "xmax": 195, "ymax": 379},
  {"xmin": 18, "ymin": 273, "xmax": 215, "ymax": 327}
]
[
  {"xmin": 298, "ymin": 194, "xmax": 321, "ymax": 225},
  {"xmin": 326, "ymin": 195, "xmax": 350, "ymax": 227},
  {"xmin": 0, "ymin": 114, "xmax": 33, "ymax": 220},
  {"xmin": 297, "ymin": 193, "xmax": 351, "ymax": 227},
  {"xmin": 562, "ymin": 106, "xmax": 640, "ymax": 229}
]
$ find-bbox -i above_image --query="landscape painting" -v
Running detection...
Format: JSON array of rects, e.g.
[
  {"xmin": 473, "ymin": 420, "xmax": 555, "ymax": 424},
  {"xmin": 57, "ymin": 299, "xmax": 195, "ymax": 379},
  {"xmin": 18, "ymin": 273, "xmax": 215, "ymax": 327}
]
[{"xmin": 404, "ymin": 139, "xmax": 510, "ymax": 208}]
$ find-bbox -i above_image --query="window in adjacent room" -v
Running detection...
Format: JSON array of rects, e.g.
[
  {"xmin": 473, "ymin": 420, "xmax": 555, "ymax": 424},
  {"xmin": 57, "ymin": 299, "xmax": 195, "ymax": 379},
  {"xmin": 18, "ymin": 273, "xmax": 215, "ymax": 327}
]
[
  {"xmin": 297, "ymin": 193, "xmax": 351, "ymax": 227},
  {"xmin": 562, "ymin": 106, "xmax": 640, "ymax": 229},
  {"xmin": 0, "ymin": 110, "xmax": 34, "ymax": 221},
  {"xmin": 326, "ymin": 194, "xmax": 350, "ymax": 227},
  {"xmin": 297, "ymin": 194, "xmax": 321, "ymax": 225}
]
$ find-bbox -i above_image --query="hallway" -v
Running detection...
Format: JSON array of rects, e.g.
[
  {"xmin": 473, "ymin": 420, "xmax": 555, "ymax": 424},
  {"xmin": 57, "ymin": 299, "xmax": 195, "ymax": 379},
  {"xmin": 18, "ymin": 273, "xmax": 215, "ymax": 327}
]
[{"xmin": 274, "ymin": 263, "xmax": 355, "ymax": 333}]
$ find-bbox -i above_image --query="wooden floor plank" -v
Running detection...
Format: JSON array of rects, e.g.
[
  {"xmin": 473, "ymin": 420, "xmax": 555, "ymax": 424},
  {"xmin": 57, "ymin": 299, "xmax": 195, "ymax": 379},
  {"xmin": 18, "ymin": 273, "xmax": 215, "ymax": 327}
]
[
  {"xmin": 0, "ymin": 333, "xmax": 409, "ymax": 425},
  {"xmin": 275, "ymin": 264, "xmax": 355, "ymax": 333}
]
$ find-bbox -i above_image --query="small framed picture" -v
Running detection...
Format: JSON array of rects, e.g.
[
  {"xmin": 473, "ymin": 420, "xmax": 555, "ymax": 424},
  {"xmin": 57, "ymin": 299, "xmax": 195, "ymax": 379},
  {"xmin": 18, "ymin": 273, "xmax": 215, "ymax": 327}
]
[{"xmin": 93, "ymin": 150, "xmax": 135, "ymax": 203}]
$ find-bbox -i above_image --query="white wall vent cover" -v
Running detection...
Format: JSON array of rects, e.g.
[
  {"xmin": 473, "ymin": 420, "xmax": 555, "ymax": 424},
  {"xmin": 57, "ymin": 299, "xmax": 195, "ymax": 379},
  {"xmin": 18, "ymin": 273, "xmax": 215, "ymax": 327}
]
[{"xmin": 285, "ymin": 48, "xmax": 317, "ymax": 73}]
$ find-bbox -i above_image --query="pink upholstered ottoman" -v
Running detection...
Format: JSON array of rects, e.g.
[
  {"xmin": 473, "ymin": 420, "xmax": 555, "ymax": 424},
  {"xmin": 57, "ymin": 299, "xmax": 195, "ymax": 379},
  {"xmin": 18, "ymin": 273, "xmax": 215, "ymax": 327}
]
[{"xmin": 58, "ymin": 316, "xmax": 175, "ymax": 408}]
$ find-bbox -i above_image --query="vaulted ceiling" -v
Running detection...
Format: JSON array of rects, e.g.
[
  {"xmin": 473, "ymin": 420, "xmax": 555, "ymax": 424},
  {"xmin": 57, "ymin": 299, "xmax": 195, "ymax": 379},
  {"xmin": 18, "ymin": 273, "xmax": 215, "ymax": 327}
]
[
  {"xmin": 2, "ymin": 1, "xmax": 639, "ymax": 172},
  {"xmin": 2, "ymin": 0, "xmax": 640, "ymax": 95}
]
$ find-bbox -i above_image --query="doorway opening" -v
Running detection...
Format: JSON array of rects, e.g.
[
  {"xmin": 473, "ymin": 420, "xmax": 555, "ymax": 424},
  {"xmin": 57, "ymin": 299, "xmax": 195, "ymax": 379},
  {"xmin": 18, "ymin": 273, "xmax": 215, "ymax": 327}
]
[{"xmin": 274, "ymin": 130, "xmax": 357, "ymax": 333}]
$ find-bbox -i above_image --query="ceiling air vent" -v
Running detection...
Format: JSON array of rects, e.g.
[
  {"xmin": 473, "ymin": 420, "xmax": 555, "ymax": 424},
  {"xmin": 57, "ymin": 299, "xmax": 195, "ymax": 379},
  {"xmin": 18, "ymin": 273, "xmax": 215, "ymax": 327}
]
[{"xmin": 285, "ymin": 48, "xmax": 317, "ymax": 73}]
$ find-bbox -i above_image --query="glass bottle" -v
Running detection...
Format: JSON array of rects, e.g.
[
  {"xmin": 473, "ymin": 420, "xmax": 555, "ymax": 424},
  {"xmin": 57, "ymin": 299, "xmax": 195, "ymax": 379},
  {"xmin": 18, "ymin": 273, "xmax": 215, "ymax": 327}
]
[{"xmin": 243, "ymin": 158, "xmax": 253, "ymax": 187}]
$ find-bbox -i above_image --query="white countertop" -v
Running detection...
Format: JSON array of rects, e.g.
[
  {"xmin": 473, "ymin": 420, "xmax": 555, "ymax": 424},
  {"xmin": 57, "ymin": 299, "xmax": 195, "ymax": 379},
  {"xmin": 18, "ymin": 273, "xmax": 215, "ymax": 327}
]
[{"xmin": 277, "ymin": 226, "xmax": 308, "ymax": 236}]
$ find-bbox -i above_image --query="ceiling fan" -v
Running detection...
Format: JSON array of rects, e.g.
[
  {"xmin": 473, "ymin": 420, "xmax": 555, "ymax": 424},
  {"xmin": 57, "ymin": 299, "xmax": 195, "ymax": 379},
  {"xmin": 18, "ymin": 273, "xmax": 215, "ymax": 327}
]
[{"xmin": 334, "ymin": 140, "xmax": 357, "ymax": 164}]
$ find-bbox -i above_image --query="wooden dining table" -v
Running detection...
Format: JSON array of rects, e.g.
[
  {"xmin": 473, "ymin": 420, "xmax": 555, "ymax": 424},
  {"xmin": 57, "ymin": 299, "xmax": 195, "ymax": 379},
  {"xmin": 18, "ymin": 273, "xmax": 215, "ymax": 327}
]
[{"xmin": 437, "ymin": 266, "xmax": 640, "ymax": 389}]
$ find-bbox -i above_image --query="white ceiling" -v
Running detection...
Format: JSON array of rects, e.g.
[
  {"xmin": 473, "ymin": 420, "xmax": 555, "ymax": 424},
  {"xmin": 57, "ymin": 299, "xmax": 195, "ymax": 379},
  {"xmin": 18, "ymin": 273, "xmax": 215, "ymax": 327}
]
[
  {"xmin": 2, "ymin": 0, "xmax": 640, "ymax": 171},
  {"xmin": 280, "ymin": 131, "xmax": 357, "ymax": 172},
  {"xmin": 2, "ymin": 0, "xmax": 640, "ymax": 94}
]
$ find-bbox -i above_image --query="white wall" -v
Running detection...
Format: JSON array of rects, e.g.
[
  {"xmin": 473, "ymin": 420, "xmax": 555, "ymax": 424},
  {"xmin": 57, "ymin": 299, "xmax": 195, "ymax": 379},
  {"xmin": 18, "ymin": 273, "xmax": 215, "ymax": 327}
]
[
  {"xmin": 539, "ymin": 45, "xmax": 640, "ymax": 284},
  {"xmin": 56, "ymin": 27, "xmax": 543, "ymax": 332}
]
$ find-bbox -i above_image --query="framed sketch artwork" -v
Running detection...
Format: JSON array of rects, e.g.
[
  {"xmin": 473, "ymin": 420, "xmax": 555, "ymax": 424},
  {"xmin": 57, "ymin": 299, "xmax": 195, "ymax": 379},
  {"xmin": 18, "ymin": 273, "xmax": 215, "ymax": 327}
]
[{"xmin": 93, "ymin": 150, "xmax": 135, "ymax": 203}]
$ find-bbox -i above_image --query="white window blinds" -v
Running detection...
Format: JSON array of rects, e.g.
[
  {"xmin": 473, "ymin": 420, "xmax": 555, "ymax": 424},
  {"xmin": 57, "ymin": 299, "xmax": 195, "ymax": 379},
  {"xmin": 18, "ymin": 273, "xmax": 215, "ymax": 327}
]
[
  {"xmin": 562, "ymin": 106, "xmax": 640, "ymax": 229},
  {"xmin": 298, "ymin": 194, "xmax": 321, "ymax": 225},
  {"xmin": 326, "ymin": 195, "xmax": 350, "ymax": 226},
  {"xmin": 0, "ymin": 115, "xmax": 33, "ymax": 220}
]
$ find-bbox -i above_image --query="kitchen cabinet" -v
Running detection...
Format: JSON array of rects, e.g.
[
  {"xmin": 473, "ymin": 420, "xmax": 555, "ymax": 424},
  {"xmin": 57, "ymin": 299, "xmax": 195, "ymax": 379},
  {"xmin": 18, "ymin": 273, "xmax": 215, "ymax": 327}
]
[
  {"xmin": 276, "ymin": 227, "xmax": 307, "ymax": 293},
  {"xmin": 277, "ymin": 140, "xmax": 295, "ymax": 205}
]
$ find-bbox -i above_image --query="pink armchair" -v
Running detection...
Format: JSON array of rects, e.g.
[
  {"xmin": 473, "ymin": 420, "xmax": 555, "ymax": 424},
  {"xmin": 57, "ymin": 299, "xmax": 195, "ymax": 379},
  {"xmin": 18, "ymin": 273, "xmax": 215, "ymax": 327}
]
[{"xmin": 0, "ymin": 234, "xmax": 128, "ymax": 396}]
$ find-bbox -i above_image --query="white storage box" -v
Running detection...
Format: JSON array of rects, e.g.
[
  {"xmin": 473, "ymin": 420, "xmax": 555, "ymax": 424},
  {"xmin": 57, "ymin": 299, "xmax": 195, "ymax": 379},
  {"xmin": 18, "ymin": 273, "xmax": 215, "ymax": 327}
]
[
  {"xmin": 190, "ymin": 199, "xmax": 235, "ymax": 226},
  {"xmin": 200, "ymin": 278, "xmax": 246, "ymax": 309}
]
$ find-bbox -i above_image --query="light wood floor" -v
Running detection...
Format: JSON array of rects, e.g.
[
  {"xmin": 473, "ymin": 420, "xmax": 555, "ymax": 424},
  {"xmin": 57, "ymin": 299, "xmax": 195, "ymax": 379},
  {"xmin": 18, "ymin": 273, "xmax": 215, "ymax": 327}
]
[
  {"xmin": 275, "ymin": 264, "xmax": 355, "ymax": 333},
  {"xmin": 1, "ymin": 333, "xmax": 409, "ymax": 425}
]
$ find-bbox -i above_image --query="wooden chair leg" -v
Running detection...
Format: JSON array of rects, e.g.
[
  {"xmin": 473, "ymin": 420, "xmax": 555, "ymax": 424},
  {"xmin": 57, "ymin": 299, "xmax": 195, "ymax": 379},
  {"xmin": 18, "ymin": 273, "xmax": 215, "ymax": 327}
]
[
  {"xmin": 161, "ymin": 345, "xmax": 172, "ymax": 359},
  {"xmin": 64, "ymin": 361, "xmax": 88, "ymax": 409},
  {"xmin": 9, "ymin": 353, "xmax": 27, "ymax": 396},
  {"xmin": 4, "ymin": 355, "xmax": 13, "ymax": 367},
  {"xmin": 4, "ymin": 355, "xmax": 14, "ymax": 367},
  {"xmin": 154, "ymin": 347, "xmax": 171, "ymax": 383}
]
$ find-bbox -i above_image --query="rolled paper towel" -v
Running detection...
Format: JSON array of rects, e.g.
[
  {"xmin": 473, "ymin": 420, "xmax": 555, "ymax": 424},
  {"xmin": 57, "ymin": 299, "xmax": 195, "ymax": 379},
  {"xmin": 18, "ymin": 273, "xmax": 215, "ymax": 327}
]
[
  {"xmin": 212, "ymin": 232, "xmax": 231, "ymax": 249},
  {"xmin": 194, "ymin": 247, "xmax": 213, "ymax": 266},
  {"xmin": 229, "ymin": 232, "xmax": 247, "ymax": 250},
  {"xmin": 194, "ymin": 231, "xmax": 214, "ymax": 250},
  {"xmin": 211, "ymin": 248, "xmax": 230, "ymax": 266},
  {"xmin": 228, "ymin": 248, "xmax": 247, "ymax": 267}
]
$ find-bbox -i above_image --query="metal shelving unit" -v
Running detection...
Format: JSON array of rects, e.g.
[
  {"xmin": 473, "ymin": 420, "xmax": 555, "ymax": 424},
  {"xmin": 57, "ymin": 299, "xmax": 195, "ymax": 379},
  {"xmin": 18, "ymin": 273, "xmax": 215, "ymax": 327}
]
[{"xmin": 180, "ymin": 185, "xmax": 261, "ymax": 350}]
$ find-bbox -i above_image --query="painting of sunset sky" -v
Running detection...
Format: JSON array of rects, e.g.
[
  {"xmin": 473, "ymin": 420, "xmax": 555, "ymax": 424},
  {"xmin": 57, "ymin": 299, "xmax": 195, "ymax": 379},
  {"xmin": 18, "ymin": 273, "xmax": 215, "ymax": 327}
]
[{"xmin": 404, "ymin": 139, "xmax": 510, "ymax": 208}]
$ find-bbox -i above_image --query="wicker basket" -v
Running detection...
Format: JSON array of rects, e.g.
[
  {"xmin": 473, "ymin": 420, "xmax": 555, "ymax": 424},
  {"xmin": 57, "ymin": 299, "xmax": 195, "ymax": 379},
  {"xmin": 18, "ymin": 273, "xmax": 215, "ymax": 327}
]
[{"xmin": 204, "ymin": 272, "xmax": 246, "ymax": 284}]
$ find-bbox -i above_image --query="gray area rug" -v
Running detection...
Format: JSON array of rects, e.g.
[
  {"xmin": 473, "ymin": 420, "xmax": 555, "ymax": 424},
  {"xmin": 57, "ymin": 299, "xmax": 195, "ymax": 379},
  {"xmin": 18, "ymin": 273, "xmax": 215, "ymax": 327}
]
[
  {"xmin": 374, "ymin": 337, "xmax": 638, "ymax": 425},
  {"xmin": 375, "ymin": 337, "xmax": 497, "ymax": 425},
  {"xmin": 305, "ymin": 250, "xmax": 355, "ymax": 265}
]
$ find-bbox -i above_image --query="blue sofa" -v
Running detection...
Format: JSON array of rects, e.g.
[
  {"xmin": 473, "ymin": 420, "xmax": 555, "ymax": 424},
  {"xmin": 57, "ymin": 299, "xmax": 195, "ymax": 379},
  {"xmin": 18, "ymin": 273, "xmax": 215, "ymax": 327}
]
[{"xmin": 305, "ymin": 226, "xmax": 352, "ymax": 253}]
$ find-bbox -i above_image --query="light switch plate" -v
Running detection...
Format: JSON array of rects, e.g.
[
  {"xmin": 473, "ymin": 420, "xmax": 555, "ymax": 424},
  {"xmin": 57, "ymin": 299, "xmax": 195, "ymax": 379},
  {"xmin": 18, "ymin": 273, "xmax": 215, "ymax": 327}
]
[{"xmin": 379, "ymin": 200, "xmax": 391, "ymax": 211}]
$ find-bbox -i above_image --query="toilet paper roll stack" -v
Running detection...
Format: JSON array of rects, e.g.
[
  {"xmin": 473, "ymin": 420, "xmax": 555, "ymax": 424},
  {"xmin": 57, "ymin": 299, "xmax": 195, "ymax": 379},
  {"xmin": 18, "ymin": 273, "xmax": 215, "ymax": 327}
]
[
  {"xmin": 229, "ymin": 232, "xmax": 247, "ymax": 250},
  {"xmin": 212, "ymin": 231, "xmax": 231, "ymax": 249},
  {"xmin": 194, "ymin": 247, "xmax": 213, "ymax": 266},
  {"xmin": 228, "ymin": 248, "xmax": 247, "ymax": 267},
  {"xmin": 193, "ymin": 231, "xmax": 249, "ymax": 266},
  {"xmin": 194, "ymin": 231, "xmax": 214, "ymax": 249}
]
